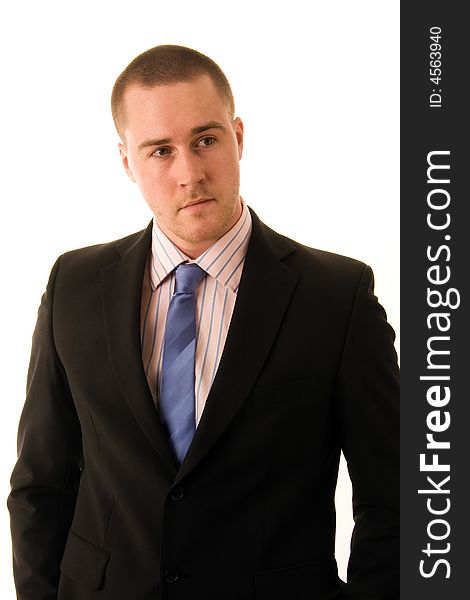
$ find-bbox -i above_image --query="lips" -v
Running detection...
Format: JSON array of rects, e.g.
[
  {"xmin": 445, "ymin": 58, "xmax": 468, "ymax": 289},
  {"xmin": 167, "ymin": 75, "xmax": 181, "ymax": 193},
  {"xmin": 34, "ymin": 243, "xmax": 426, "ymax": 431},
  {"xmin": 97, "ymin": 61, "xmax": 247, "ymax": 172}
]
[{"xmin": 181, "ymin": 198, "xmax": 214, "ymax": 209}]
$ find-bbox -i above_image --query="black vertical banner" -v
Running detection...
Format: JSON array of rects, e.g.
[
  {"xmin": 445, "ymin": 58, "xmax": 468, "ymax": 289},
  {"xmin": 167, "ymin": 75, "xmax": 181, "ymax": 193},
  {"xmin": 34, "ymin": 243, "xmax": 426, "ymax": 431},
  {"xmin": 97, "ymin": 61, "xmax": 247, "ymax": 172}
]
[{"xmin": 401, "ymin": 3, "xmax": 468, "ymax": 598}]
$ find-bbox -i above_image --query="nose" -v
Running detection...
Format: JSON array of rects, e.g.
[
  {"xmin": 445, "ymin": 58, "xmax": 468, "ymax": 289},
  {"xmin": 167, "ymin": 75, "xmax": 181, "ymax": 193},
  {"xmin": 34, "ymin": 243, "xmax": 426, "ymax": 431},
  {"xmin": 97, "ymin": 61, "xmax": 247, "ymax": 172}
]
[{"xmin": 174, "ymin": 149, "xmax": 206, "ymax": 187}]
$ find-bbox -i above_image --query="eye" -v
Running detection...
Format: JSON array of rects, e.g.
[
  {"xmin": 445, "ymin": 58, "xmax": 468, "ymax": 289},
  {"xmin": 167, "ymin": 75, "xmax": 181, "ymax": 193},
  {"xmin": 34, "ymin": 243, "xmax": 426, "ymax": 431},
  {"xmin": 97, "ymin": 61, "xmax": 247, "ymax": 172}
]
[
  {"xmin": 196, "ymin": 136, "xmax": 216, "ymax": 148},
  {"xmin": 151, "ymin": 146, "xmax": 172, "ymax": 158}
]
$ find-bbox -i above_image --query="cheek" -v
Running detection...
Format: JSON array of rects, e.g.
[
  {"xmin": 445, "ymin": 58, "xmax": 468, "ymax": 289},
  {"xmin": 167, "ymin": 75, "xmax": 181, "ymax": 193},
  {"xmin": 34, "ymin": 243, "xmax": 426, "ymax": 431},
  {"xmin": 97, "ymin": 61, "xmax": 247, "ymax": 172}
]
[
  {"xmin": 137, "ymin": 175, "xmax": 176, "ymax": 215},
  {"xmin": 212, "ymin": 152, "xmax": 239, "ymax": 180},
  {"xmin": 134, "ymin": 165, "xmax": 169, "ymax": 196}
]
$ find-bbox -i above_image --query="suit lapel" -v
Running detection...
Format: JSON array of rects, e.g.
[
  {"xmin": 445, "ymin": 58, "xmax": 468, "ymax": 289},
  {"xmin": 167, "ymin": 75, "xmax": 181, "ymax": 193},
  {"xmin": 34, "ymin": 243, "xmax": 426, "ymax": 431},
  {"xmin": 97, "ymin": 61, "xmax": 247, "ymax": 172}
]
[
  {"xmin": 176, "ymin": 209, "xmax": 299, "ymax": 483},
  {"xmin": 101, "ymin": 222, "xmax": 179, "ymax": 474}
]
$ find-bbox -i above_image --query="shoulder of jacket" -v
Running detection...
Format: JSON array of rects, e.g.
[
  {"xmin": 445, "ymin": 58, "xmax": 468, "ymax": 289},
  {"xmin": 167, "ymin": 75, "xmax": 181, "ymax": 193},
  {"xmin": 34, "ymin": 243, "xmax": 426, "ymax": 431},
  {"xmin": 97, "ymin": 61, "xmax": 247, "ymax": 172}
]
[
  {"xmin": 250, "ymin": 210, "xmax": 370, "ymax": 290},
  {"xmin": 293, "ymin": 241, "xmax": 366, "ymax": 274},
  {"xmin": 57, "ymin": 224, "xmax": 151, "ymax": 271},
  {"xmin": 250, "ymin": 209, "xmax": 367, "ymax": 278},
  {"xmin": 265, "ymin": 224, "xmax": 368, "ymax": 282}
]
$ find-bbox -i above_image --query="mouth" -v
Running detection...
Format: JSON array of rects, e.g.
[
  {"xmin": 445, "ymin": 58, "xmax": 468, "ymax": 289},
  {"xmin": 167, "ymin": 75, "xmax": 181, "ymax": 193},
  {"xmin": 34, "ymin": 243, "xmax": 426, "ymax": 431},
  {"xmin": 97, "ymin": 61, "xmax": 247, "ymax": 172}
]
[{"xmin": 180, "ymin": 198, "xmax": 215, "ymax": 210}]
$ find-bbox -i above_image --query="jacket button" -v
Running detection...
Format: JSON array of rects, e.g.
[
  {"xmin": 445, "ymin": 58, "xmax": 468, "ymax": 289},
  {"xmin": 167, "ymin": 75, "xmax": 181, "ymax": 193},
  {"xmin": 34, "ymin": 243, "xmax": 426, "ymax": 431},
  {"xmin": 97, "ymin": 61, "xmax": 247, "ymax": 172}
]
[
  {"xmin": 164, "ymin": 568, "xmax": 179, "ymax": 583},
  {"xmin": 170, "ymin": 487, "xmax": 184, "ymax": 501}
]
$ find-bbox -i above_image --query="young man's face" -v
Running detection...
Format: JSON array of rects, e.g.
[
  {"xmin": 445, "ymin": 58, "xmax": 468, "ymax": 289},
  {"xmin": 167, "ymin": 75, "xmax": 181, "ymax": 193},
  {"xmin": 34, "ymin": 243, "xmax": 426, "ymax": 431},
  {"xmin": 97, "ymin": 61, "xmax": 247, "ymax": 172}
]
[{"xmin": 119, "ymin": 75, "xmax": 244, "ymax": 258}]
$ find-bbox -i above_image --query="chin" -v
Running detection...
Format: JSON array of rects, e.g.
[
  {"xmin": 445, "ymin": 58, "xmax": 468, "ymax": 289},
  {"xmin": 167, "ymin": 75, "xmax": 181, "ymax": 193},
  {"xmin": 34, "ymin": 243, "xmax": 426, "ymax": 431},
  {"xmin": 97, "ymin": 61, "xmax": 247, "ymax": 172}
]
[{"xmin": 182, "ymin": 225, "xmax": 223, "ymax": 245}]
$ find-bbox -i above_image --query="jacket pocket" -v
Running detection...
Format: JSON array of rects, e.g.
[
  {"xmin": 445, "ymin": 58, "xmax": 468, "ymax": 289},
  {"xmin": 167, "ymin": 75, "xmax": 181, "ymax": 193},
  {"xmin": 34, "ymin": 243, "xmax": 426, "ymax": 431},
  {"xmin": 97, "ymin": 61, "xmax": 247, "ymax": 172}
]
[
  {"xmin": 254, "ymin": 558, "xmax": 342, "ymax": 599},
  {"xmin": 60, "ymin": 529, "xmax": 110, "ymax": 591}
]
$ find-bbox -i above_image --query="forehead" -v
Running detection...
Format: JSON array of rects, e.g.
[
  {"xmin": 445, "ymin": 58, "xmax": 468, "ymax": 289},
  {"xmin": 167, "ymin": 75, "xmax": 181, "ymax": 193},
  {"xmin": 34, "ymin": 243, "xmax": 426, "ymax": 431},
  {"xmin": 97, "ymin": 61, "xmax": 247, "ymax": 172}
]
[{"xmin": 122, "ymin": 75, "xmax": 229, "ymax": 141}]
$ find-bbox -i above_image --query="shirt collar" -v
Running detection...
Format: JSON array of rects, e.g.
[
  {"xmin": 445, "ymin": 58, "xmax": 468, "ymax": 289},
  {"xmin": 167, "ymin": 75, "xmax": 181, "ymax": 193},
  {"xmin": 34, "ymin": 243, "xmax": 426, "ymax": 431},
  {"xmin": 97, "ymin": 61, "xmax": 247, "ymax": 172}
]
[{"xmin": 149, "ymin": 197, "xmax": 252, "ymax": 293}]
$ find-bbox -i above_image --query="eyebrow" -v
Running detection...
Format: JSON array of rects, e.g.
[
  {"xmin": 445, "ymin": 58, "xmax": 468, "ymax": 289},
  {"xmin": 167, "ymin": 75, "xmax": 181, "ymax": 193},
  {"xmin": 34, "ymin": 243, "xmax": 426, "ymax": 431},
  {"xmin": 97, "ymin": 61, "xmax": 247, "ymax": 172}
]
[{"xmin": 137, "ymin": 121, "xmax": 227, "ymax": 151}]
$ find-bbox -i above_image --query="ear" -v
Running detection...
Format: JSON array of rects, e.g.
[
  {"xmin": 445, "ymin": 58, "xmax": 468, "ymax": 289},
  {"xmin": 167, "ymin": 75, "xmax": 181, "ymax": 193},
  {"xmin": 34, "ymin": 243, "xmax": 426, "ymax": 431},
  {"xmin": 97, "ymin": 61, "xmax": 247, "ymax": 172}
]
[
  {"xmin": 233, "ymin": 117, "xmax": 244, "ymax": 160},
  {"xmin": 118, "ymin": 142, "xmax": 136, "ymax": 183}
]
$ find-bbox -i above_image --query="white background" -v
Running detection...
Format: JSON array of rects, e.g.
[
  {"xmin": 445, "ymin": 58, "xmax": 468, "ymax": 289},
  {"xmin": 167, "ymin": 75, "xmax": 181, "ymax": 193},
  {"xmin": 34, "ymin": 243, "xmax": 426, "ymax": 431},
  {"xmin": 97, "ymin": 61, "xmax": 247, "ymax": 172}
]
[{"xmin": 0, "ymin": 1, "xmax": 399, "ymax": 596}]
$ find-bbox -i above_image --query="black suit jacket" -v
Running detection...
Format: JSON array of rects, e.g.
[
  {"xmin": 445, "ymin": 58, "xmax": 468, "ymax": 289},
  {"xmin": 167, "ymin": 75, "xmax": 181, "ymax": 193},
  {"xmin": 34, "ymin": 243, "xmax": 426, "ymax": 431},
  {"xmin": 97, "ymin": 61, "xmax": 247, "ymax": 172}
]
[{"xmin": 8, "ymin": 208, "xmax": 399, "ymax": 599}]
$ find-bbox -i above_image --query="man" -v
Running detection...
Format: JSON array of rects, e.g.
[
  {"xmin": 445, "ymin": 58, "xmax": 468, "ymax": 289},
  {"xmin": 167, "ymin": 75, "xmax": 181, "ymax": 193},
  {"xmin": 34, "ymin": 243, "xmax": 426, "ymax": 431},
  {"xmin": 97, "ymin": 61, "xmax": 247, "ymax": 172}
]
[{"xmin": 8, "ymin": 45, "xmax": 399, "ymax": 599}]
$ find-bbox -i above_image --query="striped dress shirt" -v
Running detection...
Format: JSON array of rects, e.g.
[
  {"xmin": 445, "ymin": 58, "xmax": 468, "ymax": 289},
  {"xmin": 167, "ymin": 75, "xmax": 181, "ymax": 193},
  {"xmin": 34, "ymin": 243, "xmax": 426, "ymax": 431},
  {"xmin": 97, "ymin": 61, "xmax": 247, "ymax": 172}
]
[{"xmin": 140, "ymin": 199, "xmax": 252, "ymax": 426}]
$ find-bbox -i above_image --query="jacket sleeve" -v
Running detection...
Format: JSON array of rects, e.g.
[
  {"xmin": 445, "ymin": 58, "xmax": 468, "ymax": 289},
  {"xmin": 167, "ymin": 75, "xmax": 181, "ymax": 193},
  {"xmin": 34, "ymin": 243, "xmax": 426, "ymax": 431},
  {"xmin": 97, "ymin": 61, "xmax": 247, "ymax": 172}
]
[
  {"xmin": 336, "ymin": 265, "xmax": 399, "ymax": 600},
  {"xmin": 7, "ymin": 257, "xmax": 83, "ymax": 600}
]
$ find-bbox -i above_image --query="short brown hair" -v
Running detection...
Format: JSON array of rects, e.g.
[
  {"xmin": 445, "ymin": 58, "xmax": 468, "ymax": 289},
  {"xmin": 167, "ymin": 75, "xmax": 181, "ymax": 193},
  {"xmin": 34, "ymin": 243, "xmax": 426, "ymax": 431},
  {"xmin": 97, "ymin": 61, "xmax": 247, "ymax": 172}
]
[{"xmin": 111, "ymin": 45, "xmax": 235, "ymax": 140}]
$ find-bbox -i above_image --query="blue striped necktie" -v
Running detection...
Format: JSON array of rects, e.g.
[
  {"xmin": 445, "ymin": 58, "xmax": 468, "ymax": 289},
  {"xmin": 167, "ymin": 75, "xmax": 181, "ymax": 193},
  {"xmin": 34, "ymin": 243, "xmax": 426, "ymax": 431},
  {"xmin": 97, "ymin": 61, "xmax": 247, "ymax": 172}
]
[{"xmin": 159, "ymin": 263, "xmax": 206, "ymax": 464}]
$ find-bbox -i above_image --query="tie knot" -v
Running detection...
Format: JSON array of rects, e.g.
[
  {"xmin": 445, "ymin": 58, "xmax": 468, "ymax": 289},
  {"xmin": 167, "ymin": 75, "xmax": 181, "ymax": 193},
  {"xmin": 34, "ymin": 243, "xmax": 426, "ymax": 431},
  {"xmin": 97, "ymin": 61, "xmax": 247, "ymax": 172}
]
[{"xmin": 174, "ymin": 263, "xmax": 206, "ymax": 294}]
